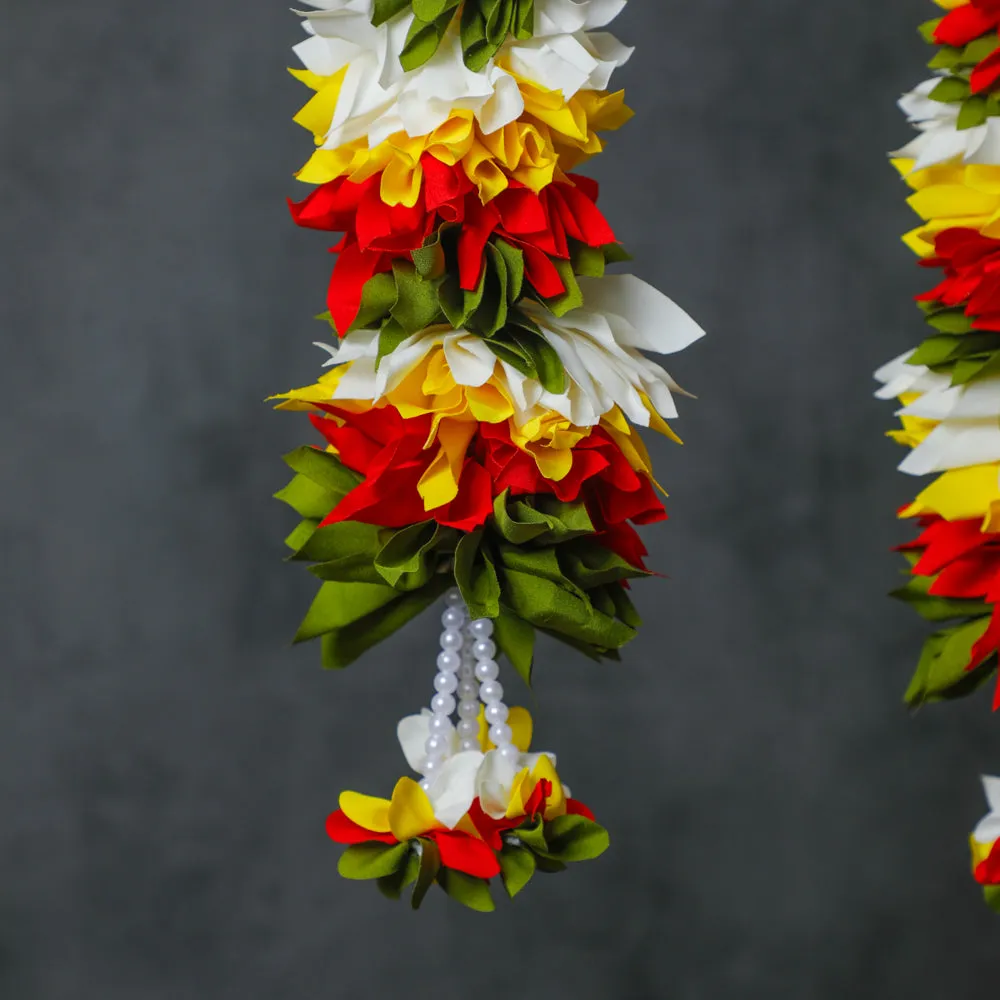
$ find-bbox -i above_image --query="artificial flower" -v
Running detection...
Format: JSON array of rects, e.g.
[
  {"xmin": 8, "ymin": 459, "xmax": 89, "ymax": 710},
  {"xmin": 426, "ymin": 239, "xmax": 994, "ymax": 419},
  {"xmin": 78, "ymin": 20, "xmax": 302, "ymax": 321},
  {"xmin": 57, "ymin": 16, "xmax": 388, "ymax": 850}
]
[
  {"xmin": 932, "ymin": 2, "xmax": 1000, "ymax": 94},
  {"xmin": 291, "ymin": 272, "xmax": 704, "ymax": 433},
  {"xmin": 306, "ymin": 402, "xmax": 665, "ymax": 531},
  {"xmin": 891, "ymin": 158, "xmax": 1000, "ymax": 256},
  {"xmin": 293, "ymin": 0, "xmax": 631, "ymax": 151},
  {"xmin": 971, "ymin": 775, "xmax": 1000, "ymax": 883},
  {"xmin": 894, "ymin": 79, "xmax": 1000, "ymax": 172},
  {"xmin": 290, "ymin": 160, "xmax": 617, "ymax": 332},
  {"xmin": 917, "ymin": 227, "xmax": 1000, "ymax": 328}
]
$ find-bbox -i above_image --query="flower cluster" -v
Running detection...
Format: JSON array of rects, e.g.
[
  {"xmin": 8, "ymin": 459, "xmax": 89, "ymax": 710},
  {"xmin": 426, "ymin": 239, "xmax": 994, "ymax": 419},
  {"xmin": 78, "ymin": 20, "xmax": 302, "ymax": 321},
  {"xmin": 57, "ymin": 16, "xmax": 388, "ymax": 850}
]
[
  {"xmin": 275, "ymin": 1, "xmax": 705, "ymax": 904},
  {"xmin": 326, "ymin": 708, "xmax": 609, "ymax": 910},
  {"xmin": 877, "ymin": 0, "xmax": 1000, "ymax": 914}
]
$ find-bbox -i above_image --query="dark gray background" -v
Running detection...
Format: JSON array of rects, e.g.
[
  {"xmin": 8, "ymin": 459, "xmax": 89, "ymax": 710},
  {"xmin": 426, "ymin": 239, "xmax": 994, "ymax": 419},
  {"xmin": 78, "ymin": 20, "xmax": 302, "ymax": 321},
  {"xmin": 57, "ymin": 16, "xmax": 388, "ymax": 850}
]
[{"xmin": 2, "ymin": 0, "xmax": 997, "ymax": 997}]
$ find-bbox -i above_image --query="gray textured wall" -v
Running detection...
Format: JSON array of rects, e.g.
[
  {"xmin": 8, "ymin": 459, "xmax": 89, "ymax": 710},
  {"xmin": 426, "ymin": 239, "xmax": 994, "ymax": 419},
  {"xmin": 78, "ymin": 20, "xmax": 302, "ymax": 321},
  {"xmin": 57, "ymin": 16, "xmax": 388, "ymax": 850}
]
[{"xmin": 3, "ymin": 1, "xmax": 998, "ymax": 997}]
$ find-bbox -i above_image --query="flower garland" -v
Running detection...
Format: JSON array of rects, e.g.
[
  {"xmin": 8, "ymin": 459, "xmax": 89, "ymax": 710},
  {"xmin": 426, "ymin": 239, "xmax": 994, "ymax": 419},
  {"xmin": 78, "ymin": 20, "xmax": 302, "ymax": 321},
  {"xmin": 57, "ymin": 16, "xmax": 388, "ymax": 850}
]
[
  {"xmin": 275, "ymin": 0, "xmax": 706, "ymax": 910},
  {"xmin": 877, "ymin": 0, "xmax": 1000, "ymax": 915}
]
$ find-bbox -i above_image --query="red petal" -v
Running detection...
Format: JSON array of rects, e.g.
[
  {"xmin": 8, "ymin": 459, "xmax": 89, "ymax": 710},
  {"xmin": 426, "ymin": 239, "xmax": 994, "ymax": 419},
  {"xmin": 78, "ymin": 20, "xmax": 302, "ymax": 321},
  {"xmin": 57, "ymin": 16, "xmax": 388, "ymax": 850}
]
[
  {"xmin": 326, "ymin": 810, "xmax": 398, "ymax": 846},
  {"xmin": 566, "ymin": 799, "xmax": 596, "ymax": 821},
  {"xmin": 430, "ymin": 830, "xmax": 502, "ymax": 879}
]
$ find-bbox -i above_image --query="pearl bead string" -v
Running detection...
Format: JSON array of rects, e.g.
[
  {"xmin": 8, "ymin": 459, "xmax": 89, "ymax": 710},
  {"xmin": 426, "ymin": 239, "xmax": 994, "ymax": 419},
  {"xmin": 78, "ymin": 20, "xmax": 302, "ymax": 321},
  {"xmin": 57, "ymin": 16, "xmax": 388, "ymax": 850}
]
[{"xmin": 420, "ymin": 588, "xmax": 516, "ymax": 788}]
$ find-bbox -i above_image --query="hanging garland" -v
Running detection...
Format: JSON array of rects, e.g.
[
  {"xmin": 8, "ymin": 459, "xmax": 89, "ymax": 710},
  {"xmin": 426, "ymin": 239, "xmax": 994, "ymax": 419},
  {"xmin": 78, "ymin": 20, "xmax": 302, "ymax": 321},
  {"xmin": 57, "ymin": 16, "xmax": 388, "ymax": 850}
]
[
  {"xmin": 275, "ymin": 0, "xmax": 706, "ymax": 911},
  {"xmin": 877, "ymin": 0, "xmax": 1000, "ymax": 914}
]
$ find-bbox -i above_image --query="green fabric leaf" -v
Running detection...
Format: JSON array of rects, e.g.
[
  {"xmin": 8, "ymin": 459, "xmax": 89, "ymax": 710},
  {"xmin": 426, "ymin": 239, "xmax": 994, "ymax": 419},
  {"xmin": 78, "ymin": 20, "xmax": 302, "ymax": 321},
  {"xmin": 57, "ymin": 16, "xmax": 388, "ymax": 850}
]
[
  {"xmin": 544, "ymin": 258, "xmax": 585, "ymax": 316},
  {"xmin": 338, "ymin": 842, "xmax": 410, "ymax": 881},
  {"xmin": 925, "ymin": 308, "xmax": 973, "ymax": 334},
  {"xmin": 928, "ymin": 46, "xmax": 962, "ymax": 71},
  {"xmin": 292, "ymin": 521, "xmax": 382, "ymax": 564},
  {"xmin": 436, "ymin": 869, "xmax": 495, "ymax": 912},
  {"xmin": 506, "ymin": 325, "xmax": 566, "ymax": 394},
  {"xmin": 399, "ymin": 10, "xmax": 456, "ymax": 71},
  {"xmin": 918, "ymin": 18, "xmax": 942, "ymax": 44},
  {"xmin": 274, "ymin": 474, "xmax": 337, "ymax": 520},
  {"xmin": 985, "ymin": 885, "xmax": 1000, "ymax": 914},
  {"xmin": 965, "ymin": 34, "xmax": 1000, "ymax": 67},
  {"xmin": 376, "ymin": 318, "xmax": 410, "ymax": 369},
  {"xmin": 498, "ymin": 844, "xmax": 536, "ymax": 898},
  {"xmin": 389, "ymin": 261, "xmax": 444, "ymax": 334},
  {"xmin": 351, "ymin": 272, "xmax": 397, "ymax": 333},
  {"xmin": 950, "ymin": 350, "xmax": 1000, "ymax": 386},
  {"xmin": 284, "ymin": 519, "xmax": 320, "ymax": 554},
  {"xmin": 559, "ymin": 540, "xmax": 651, "ymax": 589},
  {"xmin": 454, "ymin": 529, "xmax": 502, "ymax": 620},
  {"xmin": 283, "ymin": 447, "xmax": 362, "ymax": 498},
  {"xmin": 892, "ymin": 573, "xmax": 993, "ymax": 622},
  {"xmin": 571, "ymin": 241, "xmax": 607, "ymax": 279},
  {"xmin": 374, "ymin": 521, "xmax": 445, "ymax": 591},
  {"xmin": 319, "ymin": 577, "xmax": 451, "ymax": 668},
  {"xmin": 493, "ymin": 608, "xmax": 535, "ymax": 687},
  {"xmin": 493, "ymin": 490, "xmax": 551, "ymax": 544},
  {"xmin": 411, "ymin": 838, "xmax": 441, "ymax": 910},
  {"xmin": 904, "ymin": 617, "xmax": 993, "ymax": 707},
  {"xmin": 930, "ymin": 76, "xmax": 971, "ymax": 103},
  {"xmin": 533, "ymin": 855, "xmax": 568, "ymax": 874},
  {"xmin": 541, "ymin": 815, "xmax": 610, "ymax": 863},
  {"xmin": 493, "ymin": 238, "xmax": 525, "ymax": 302},
  {"xmin": 910, "ymin": 332, "xmax": 1000, "ymax": 367},
  {"xmin": 377, "ymin": 850, "xmax": 420, "ymax": 899},
  {"xmin": 602, "ymin": 242, "xmax": 633, "ymax": 264},
  {"xmin": 513, "ymin": 818, "xmax": 548, "ymax": 853},
  {"xmin": 503, "ymin": 567, "xmax": 637, "ymax": 649},
  {"xmin": 372, "ymin": 0, "xmax": 412, "ymax": 26},
  {"xmin": 958, "ymin": 95, "xmax": 989, "ymax": 131},
  {"xmin": 295, "ymin": 580, "xmax": 402, "ymax": 643},
  {"xmin": 413, "ymin": 0, "xmax": 459, "ymax": 19},
  {"xmin": 608, "ymin": 584, "xmax": 642, "ymax": 629}
]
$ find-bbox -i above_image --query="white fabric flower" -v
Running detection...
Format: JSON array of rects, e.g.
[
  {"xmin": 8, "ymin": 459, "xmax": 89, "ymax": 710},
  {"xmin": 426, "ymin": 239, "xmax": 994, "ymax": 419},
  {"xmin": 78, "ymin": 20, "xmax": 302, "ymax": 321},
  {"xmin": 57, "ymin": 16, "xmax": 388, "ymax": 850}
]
[
  {"xmin": 319, "ymin": 273, "xmax": 704, "ymax": 429},
  {"xmin": 294, "ymin": 0, "xmax": 631, "ymax": 150},
  {"xmin": 395, "ymin": 711, "xmax": 557, "ymax": 826},
  {"xmin": 973, "ymin": 776, "xmax": 1000, "ymax": 847},
  {"xmin": 893, "ymin": 78, "xmax": 1000, "ymax": 172},
  {"xmin": 874, "ymin": 351, "xmax": 1000, "ymax": 475}
]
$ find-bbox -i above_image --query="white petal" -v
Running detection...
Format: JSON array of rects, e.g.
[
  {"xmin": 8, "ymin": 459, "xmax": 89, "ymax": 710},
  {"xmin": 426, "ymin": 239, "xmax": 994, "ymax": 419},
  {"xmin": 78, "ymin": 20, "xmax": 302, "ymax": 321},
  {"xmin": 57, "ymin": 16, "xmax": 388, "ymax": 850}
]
[
  {"xmin": 427, "ymin": 751, "xmax": 485, "ymax": 828},
  {"xmin": 475, "ymin": 750, "xmax": 522, "ymax": 819},
  {"xmin": 397, "ymin": 712, "xmax": 431, "ymax": 773},
  {"xmin": 899, "ymin": 420, "xmax": 1000, "ymax": 475}
]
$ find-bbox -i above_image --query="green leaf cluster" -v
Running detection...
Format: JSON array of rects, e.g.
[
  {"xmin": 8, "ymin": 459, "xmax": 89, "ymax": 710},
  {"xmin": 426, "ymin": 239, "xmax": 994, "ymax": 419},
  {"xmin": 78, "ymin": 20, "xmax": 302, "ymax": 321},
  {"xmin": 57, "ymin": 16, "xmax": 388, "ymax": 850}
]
[
  {"xmin": 985, "ymin": 884, "xmax": 1000, "ymax": 914},
  {"xmin": 918, "ymin": 24, "xmax": 1000, "ymax": 129},
  {"xmin": 276, "ymin": 450, "xmax": 648, "ymax": 674},
  {"xmin": 336, "ymin": 811, "xmax": 609, "ymax": 910},
  {"xmin": 325, "ymin": 230, "xmax": 630, "ymax": 394},
  {"xmin": 911, "ymin": 300, "xmax": 1000, "ymax": 388},
  {"xmin": 373, "ymin": 0, "xmax": 535, "ymax": 73},
  {"xmin": 892, "ymin": 558, "xmax": 997, "ymax": 708}
]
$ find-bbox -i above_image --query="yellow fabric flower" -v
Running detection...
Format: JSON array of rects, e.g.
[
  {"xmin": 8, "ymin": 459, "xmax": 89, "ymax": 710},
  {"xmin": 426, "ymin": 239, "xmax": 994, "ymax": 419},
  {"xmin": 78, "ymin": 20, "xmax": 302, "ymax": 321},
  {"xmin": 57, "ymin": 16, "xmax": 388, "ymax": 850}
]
[
  {"xmin": 892, "ymin": 158, "xmax": 1000, "ymax": 256},
  {"xmin": 291, "ymin": 66, "xmax": 632, "ymax": 204}
]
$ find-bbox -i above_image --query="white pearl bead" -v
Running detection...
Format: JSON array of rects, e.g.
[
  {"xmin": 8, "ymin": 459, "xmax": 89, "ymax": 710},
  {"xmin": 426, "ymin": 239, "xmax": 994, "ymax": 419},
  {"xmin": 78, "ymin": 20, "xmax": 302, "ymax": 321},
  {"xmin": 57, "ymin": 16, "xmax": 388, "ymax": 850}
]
[
  {"xmin": 423, "ymin": 754, "xmax": 446, "ymax": 775},
  {"xmin": 441, "ymin": 607, "xmax": 465, "ymax": 629},
  {"xmin": 433, "ymin": 672, "xmax": 458, "ymax": 695},
  {"xmin": 485, "ymin": 702, "xmax": 509, "ymax": 725},
  {"xmin": 472, "ymin": 638, "xmax": 497, "ymax": 661},
  {"xmin": 420, "ymin": 778, "xmax": 432, "ymax": 792},
  {"xmin": 457, "ymin": 700, "xmax": 480, "ymax": 721},
  {"xmin": 430, "ymin": 693, "xmax": 455, "ymax": 715},
  {"xmin": 459, "ymin": 739, "xmax": 480, "ymax": 753},
  {"xmin": 469, "ymin": 618, "xmax": 495, "ymax": 639},
  {"xmin": 436, "ymin": 650, "xmax": 461, "ymax": 673},
  {"xmin": 499, "ymin": 744, "xmax": 520, "ymax": 762},
  {"xmin": 474, "ymin": 659, "xmax": 499, "ymax": 682},
  {"xmin": 456, "ymin": 719, "xmax": 479, "ymax": 739},
  {"xmin": 479, "ymin": 680, "xmax": 504, "ymax": 704},
  {"xmin": 440, "ymin": 629, "xmax": 464, "ymax": 651},
  {"xmin": 456, "ymin": 679, "xmax": 478, "ymax": 700},
  {"xmin": 425, "ymin": 734, "xmax": 449, "ymax": 756},
  {"xmin": 489, "ymin": 723, "xmax": 513, "ymax": 745},
  {"xmin": 428, "ymin": 714, "xmax": 453, "ymax": 736},
  {"xmin": 445, "ymin": 587, "xmax": 464, "ymax": 607}
]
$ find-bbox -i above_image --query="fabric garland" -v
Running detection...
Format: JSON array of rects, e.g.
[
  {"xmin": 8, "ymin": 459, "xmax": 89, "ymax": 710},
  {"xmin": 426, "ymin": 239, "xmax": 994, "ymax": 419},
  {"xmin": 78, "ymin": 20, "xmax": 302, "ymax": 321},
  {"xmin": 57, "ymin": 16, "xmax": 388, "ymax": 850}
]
[
  {"xmin": 275, "ymin": 0, "xmax": 705, "ymax": 909},
  {"xmin": 878, "ymin": 0, "xmax": 1000, "ymax": 914}
]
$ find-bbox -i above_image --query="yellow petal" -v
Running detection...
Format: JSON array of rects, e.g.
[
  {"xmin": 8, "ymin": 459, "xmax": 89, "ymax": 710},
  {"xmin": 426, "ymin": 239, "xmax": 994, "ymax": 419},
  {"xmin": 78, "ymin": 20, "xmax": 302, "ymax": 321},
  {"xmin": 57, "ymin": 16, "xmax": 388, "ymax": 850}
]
[
  {"xmin": 532, "ymin": 756, "xmax": 567, "ymax": 820},
  {"xmin": 388, "ymin": 777, "xmax": 439, "ymax": 842},
  {"xmin": 505, "ymin": 768, "xmax": 532, "ymax": 820},
  {"xmin": 292, "ymin": 67, "xmax": 348, "ymax": 140},
  {"xmin": 900, "ymin": 464, "xmax": 1000, "ymax": 521},
  {"xmin": 340, "ymin": 791, "xmax": 392, "ymax": 833},
  {"xmin": 971, "ymin": 836, "xmax": 995, "ymax": 871},
  {"xmin": 507, "ymin": 707, "xmax": 533, "ymax": 753}
]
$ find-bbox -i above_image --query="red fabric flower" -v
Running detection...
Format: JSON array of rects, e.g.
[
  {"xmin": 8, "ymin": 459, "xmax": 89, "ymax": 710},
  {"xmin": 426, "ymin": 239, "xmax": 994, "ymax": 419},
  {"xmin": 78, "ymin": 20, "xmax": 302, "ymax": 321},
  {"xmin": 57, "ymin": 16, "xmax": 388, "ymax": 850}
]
[
  {"xmin": 918, "ymin": 228, "xmax": 1000, "ymax": 330},
  {"xmin": 901, "ymin": 516, "xmax": 1000, "ymax": 707},
  {"xmin": 932, "ymin": 3, "xmax": 1000, "ymax": 92},
  {"xmin": 290, "ymin": 156, "xmax": 616, "ymax": 334},
  {"xmin": 308, "ymin": 406, "xmax": 665, "ymax": 561},
  {"xmin": 325, "ymin": 808, "xmax": 501, "ymax": 879},
  {"xmin": 466, "ymin": 780, "xmax": 598, "ymax": 851},
  {"xmin": 976, "ymin": 839, "xmax": 1000, "ymax": 884}
]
